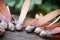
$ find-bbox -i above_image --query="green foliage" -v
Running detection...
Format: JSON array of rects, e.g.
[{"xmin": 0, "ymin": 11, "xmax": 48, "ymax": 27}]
[
  {"xmin": 5, "ymin": 0, "xmax": 16, "ymax": 7},
  {"xmin": 5, "ymin": 0, "xmax": 60, "ymax": 17},
  {"xmin": 5, "ymin": 0, "xmax": 42, "ymax": 11},
  {"xmin": 45, "ymin": 34, "xmax": 52, "ymax": 38}
]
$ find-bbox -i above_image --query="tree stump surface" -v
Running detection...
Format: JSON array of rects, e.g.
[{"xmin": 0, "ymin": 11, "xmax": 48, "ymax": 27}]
[{"xmin": 0, "ymin": 15, "xmax": 47, "ymax": 40}]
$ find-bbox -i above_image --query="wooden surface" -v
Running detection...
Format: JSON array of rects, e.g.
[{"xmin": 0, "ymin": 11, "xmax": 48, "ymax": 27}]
[
  {"xmin": 0, "ymin": 31, "xmax": 47, "ymax": 40},
  {"xmin": 0, "ymin": 15, "xmax": 48, "ymax": 40}
]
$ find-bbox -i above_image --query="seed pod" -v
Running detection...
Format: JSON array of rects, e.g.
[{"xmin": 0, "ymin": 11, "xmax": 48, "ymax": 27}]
[
  {"xmin": 16, "ymin": 0, "xmax": 30, "ymax": 31},
  {"xmin": 34, "ymin": 27, "xmax": 44, "ymax": 34},
  {"xmin": 39, "ymin": 30, "xmax": 47, "ymax": 36},
  {"xmin": 16, "ymin": 24, "xmax": 23, "ymax": 31},
  {"xmin": 8, "ymin": 23, "xmax": 15, "ymax": 31},
  {"xmin": 0, "ymin": 21, "xmax": 7, "ymax": 29},
  {"xmin": 39, "ymin": 30, "xmax": 52, "ymax": 39},
  {"xmin": 25, "ymin": 25, "xmax": 36, "ymax": 32},
  {"xmin": 0, "ymin": 25, "xmax": 5, "ymax": 36}
]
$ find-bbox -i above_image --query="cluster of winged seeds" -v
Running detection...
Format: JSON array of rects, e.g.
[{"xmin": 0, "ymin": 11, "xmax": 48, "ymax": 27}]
[{"xmin": 0, "ymin": 0, "xmax": 60, "ymax": 40}]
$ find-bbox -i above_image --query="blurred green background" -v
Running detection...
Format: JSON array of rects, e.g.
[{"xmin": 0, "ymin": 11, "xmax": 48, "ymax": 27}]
[{"xmin": 5, "ymin": 0, "xmax": 60, "ymax": 18}]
